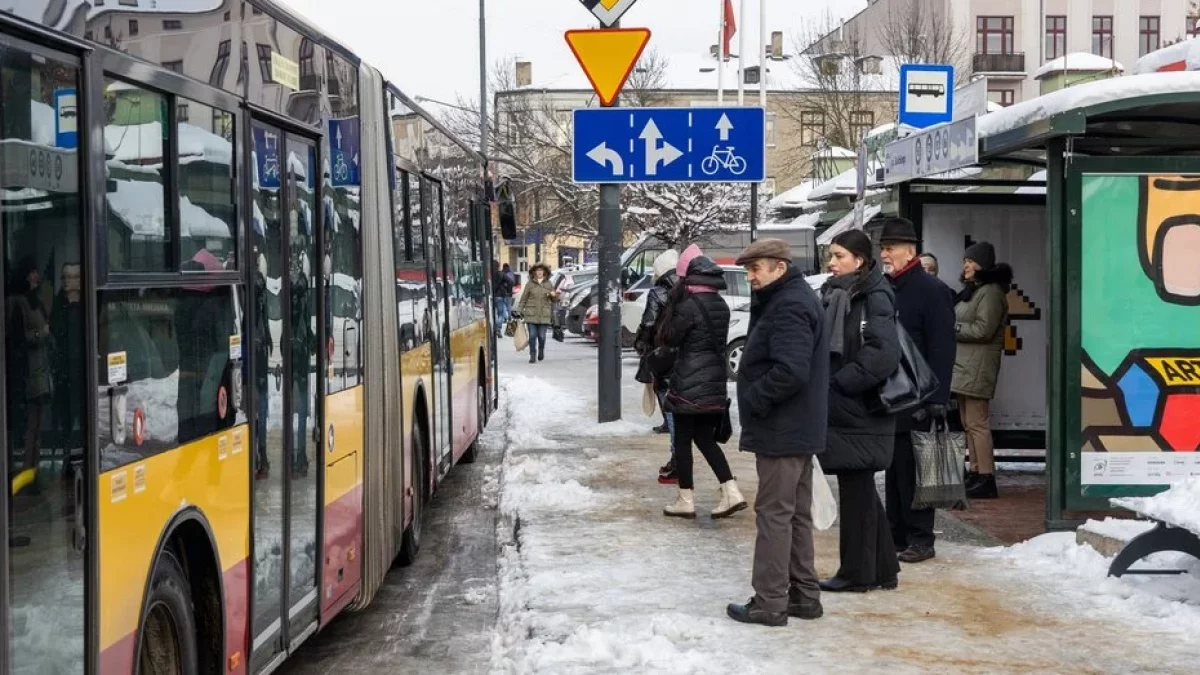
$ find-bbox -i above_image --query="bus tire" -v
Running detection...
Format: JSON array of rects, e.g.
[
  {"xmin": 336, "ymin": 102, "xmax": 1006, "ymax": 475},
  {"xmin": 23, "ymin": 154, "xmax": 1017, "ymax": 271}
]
[
  {"xmin": 397, "ymin": 419, "xmax": 427, "ymax": 567},
  {"xmin": 137, "ymin": 548, "xmax": 199, "ymax": 675}
]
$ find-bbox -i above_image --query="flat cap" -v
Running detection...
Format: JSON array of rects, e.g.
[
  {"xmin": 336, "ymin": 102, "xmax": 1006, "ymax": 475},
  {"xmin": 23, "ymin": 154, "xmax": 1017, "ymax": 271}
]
[{"xmin": 735, "ymin": 238, "xmax": 792, "ymax": 265}]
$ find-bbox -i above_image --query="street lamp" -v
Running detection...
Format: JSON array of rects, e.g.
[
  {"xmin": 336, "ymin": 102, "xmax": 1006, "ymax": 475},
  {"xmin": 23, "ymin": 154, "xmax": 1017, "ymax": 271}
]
[{"xmin": 414, "ymin": 95, "xmax": 472, "ymax": 113}]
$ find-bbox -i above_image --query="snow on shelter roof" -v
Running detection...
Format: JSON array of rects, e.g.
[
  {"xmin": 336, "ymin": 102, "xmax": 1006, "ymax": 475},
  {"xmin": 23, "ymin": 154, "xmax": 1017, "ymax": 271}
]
[
  {"xmin": 1034, "ymin": 53, "xmax": 1124, "ymax": 79},
  {"xmin": 769, "ymin": 178, "xmax": 819, "ymax": 209},
  {"xmin": 977, "ymin": 71, "xmax": 1200, "ymax": 148}
]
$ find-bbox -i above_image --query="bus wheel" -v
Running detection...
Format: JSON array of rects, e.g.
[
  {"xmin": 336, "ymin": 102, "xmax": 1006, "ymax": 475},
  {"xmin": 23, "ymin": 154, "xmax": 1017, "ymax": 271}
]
[
  {"xmin": 460, "ymin": 380, "xmax": 486, "ymax": 465},
  {"xmin": 137, "ymin": 549, "xmax": 199, "ymax": 675},
  {"xmin": 398, "ymin": 421, "xmax": 426, "ymax": 567}
]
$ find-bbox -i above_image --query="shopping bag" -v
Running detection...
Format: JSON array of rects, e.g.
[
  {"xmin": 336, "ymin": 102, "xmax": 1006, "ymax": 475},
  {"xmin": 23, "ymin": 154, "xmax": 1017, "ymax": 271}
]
[
  {"xmin": 641, "ymin": 383, "xmax": 657, "ymax": 417},
  {"xmin": 911, "ymin": 417, "xmax": 968, "ymax": 510},
  {"xmin": 812, "ymin": 457, "xmax": 837, "ymax": 531},
  {"xmin": 513, "ymin": 322, "xmax": 529, "ymax": 352},
  {"xmin": 504, "ymin": 319, "xmax": 519, "ymax": 337}
]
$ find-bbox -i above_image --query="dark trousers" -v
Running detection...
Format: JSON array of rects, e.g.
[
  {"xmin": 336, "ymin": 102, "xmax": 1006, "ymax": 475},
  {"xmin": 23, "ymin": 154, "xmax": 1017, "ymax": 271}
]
[
  {"xmin": 886, "ymin": 432, "xmax": 936, "ymax": 548},
  {"xmin": 672, "ymin": 414, "xmax": 732, "ymax": 490},
  {"xmin": 752, "ymin": 455, "xmax": 819, "ymax": 612},
  {"xmin": 837, "ymin": 471, "xmax": 900, "ymax": 584}
]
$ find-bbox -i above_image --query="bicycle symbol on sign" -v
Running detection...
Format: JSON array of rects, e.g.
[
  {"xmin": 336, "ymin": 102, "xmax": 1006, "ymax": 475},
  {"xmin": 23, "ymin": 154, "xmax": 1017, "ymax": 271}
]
[
  {"xmin": 700, "ymin": 146, "xmax": 747, "ymax": 176},
  {"xmin": 333, "ymin": 153, "xmax": 350, "ymax": 182}
]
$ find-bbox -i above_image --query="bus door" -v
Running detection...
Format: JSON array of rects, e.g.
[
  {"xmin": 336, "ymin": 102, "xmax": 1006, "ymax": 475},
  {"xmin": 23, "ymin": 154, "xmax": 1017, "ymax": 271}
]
[
  {"xmin": 421, "ymin": 177, "xmax": 452, "ymax": 476},
  {"xmin": 249, "ymin": 121, "xmax": 321, "ymax": 671},
  {"xmin": 0, "ymin": 31, "xmax": 89, "ymax": 673}
]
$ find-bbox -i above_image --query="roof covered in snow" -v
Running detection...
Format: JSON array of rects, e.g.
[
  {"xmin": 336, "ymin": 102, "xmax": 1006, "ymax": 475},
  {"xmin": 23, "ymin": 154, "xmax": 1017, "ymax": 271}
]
[
  {"xmin": 816, "ymin": 203, "xmax": 882, "ymax": 246},
  {"xmin": 1034, "ymin": 53, "xmax": 1124, "ymax": 79},
  {"xmin": 1133, "ymin": 37, "xmax": 1200, "ymax": 74},
  {"xmin": 769, "ymin": 178, "xmax": 820, "ymax": 210}
]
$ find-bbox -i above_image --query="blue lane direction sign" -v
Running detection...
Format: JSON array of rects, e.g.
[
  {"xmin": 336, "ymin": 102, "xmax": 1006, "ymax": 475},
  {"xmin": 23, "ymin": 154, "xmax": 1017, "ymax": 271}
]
[
  {"xmin": 572, "ymin": 106, "xmax": 766, "ymax": 184},
  {"xmin": 328, "ymin": 117, "xmax": 361, "ymax": 187},
  {"xmin": 898, "ymin": 64, "xmax": 954, "ymax": 129}
]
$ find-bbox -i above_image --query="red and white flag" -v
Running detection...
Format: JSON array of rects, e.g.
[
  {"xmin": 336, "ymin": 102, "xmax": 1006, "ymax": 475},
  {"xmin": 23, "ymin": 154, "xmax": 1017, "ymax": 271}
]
[{"xmin": 722, "ymin": 0, "xmax": 737, "ymax": 57}]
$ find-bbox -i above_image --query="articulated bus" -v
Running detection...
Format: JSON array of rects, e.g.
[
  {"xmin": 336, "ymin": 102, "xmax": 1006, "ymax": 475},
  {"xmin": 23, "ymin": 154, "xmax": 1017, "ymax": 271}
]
[{"xmin": 0, "ymin": 1, "xmax": 496, "ymax": 673}]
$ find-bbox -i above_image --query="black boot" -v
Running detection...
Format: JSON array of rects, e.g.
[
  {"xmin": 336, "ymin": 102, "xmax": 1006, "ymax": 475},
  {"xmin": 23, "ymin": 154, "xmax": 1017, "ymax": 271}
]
[
  {"xmin": 653, "ymin": 423, "xmax": 669, "ymax": 434},
  {"xmin": 726, "ymin": 597, "xmax": 787, "ymax": 627},
  {"xmin": 897, "ymin": 545, "xmax": 936, "ymax": 563},
  {"xmin": 966, "ymin": 473, "xmax": 998, "ymax": 499},
  {"xmin": 787, "ymin": 587, "xmax": 824, "ymax": 620},
  {"xmin": 658, "ymin": 458, "xmax": 678, "ymax": 485}
]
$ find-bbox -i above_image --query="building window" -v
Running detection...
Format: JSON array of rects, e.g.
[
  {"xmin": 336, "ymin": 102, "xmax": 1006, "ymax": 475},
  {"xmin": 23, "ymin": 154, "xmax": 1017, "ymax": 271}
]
[
  {"xmin": 209, "ymin": 40, "xmax": 231, "ymax": 87},
  {"xmin": 976, "ymin": 16, "xmax": 1015, "ymax": 54},
  {"xmin": 1092, "ymin": 16, "xmax": 1113, "ymax": 58},
  {"xmin": 128, "ymin": 19, "xmax": 139, "ymax": 36},
  {"xmin": 176, "ymin": 103, "xmax": 189, "ymax": 122},
  {"xmin": 1140, "ymin": 16, "xmax": 1161, "ymax": 56},
  {"xmin": 765, "ymin": 113, "xmax": 777, "ymax": 147},
  {"xmin": 162, "ymin": 60, "xmax": 183, "ymax": 73},
  {"xmin": 849, "ymin": 111, "xmax": 874, "ymax": 143},
  {"xmin": 163, "ymin": 19, "xmax": 183, "ymax": 31},
  {"xmin": 103, "ymin": 25, "xmax": 112, "ymax": 40},
  {"xmin": 800, "ymin": 110, "xmax": 825, "ymax": 146},
  {"xmin": 257, "ymin": 44, "xmax": 273, "ymax": 83},
  {"xmin": 1045, "ymin": 15, "xmax": 1066, "ymax": 61},
  {"xmin": 988, "ymin": 89, "xmax": 1015, "ymax": 107},
  {"xmin": 224, "ymin": 10, "xmax": 231, "ymax": 21},
  {"xmin": 1189, "ymin": 16, "xmax": 1200, "ymax": 38}
]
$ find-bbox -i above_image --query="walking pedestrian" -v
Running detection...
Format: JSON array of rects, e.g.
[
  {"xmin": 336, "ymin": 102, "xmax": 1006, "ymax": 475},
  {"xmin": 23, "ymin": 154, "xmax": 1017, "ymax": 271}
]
[
  {"xmin": 877, "ymin": 217, "xmax": 956, "ymax": 564},
  {"xmin": 658, "ymin": 245, "xmax": 746, "ymax": 519},
  {"xmin": 726, "ymin": 238, "xmax": 829, "ymax": 627},
  {"xmin": 635, "ymin": 249, "xmax": 680, "ymax": 483},
  {"xmin": 515, "ymin": 263, "xmax": 557, "ymax": 364},
  {"xmin": 818, "ymin": 230, "xmax": 902, "ymax": 593},
  {"xmin": 493, "ymin": 261, "xmax": 515, "ymax": 336},
  {"xmin": 953, "ymin": 241, "xmax": 1012, "ymax": 499}
]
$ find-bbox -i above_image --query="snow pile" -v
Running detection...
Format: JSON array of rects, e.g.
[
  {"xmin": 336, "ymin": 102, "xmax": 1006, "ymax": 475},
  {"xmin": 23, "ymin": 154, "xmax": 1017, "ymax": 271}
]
[
  {"xmin": 501, "ymin": 452, "xmax": 607, "ymax": 515},
  {"xmin": 1112, "ymin": 477, "xmax": 1200, "ymax": 535},
  {"xmin": 1078, "ymin": 517, "xmax": 1156, "ymax": 542},
  {"xmin": 1033, "ymin": 52, "xmax": 1124, "ymax": 79},
  {"xmin": 504, "ymin": 373, "xmax": 652, "ymax": 446},
  {"xmin": 982, "ymin": 532, "xmax": 1200, "ymax": 629}
]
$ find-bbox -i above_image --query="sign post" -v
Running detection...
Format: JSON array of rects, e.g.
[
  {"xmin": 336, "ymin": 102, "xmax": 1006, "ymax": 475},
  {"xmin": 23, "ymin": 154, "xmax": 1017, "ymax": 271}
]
[{"xmin": 565, "ymin": 19, "xmax": 650, "ymax": 422}]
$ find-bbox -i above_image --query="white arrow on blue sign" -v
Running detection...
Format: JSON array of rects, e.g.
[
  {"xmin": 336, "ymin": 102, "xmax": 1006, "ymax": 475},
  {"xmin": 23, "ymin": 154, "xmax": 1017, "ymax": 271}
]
[{"xmin": 572, "ymin": 107, "xmax": 766, "ymax": 184}]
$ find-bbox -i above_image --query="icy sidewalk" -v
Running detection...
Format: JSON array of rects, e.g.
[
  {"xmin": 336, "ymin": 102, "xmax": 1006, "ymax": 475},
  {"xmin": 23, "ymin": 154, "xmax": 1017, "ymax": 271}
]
[{"xmin": 488, "ymin": 341, "xmax": 1200, "ymax": 674}]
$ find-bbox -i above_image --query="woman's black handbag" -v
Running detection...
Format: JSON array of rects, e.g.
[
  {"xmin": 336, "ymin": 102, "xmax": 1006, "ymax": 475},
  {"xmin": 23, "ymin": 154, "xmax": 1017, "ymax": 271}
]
[
  {"xmin": 645, "ymin": 345, "xmax": 678, "ymax": 379},
  {"xmin": 714, "ymin": 399, "xmax": 733, "ymax": 443},
  {"xmin": 870, "ymin": 320, "xmax": 940, "ymax": 415},
  {"xmin": 552, "ymin": 325, "xmax": 565, "ymax": 342}
]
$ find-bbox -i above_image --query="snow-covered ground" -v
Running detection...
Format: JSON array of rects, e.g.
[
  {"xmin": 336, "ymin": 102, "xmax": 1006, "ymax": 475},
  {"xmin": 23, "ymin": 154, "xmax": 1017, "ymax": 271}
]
[{"xmin": 488, "ymin": 338, "xmax": 1200, "ymax": 674}]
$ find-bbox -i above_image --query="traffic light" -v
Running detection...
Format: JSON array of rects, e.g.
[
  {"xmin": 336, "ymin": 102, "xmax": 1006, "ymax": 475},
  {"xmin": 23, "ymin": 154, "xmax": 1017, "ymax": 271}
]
[{"xmin": 498, "ymin": 180, "xmax": 517, "ymax": 240}]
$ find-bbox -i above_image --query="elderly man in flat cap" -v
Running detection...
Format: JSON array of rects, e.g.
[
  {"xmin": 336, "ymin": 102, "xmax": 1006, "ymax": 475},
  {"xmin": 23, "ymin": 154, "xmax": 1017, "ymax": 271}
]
[{"xmin": 726, "ymin": 238, "xmax": 830, "ymax": 627}]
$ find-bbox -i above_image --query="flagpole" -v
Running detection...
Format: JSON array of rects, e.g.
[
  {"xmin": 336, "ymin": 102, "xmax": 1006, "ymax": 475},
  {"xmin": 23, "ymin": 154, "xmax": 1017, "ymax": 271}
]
[
  {"xmin": 738, "ymin": 0, "xmax": 747, "ymax": 105},
  {"xmin": 759, "ymin": 0, "xmax": 767, "ymax": 107},
  {"xmin": 718, "ymin": 0, "xmax": 726, "ymax": 104}
]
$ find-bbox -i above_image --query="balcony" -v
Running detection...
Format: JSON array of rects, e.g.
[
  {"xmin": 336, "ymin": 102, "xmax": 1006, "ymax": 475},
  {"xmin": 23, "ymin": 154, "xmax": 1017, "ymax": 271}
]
[{"xmin": 973, "ymin": 52, "xmax": 1026, "ymax": 75}]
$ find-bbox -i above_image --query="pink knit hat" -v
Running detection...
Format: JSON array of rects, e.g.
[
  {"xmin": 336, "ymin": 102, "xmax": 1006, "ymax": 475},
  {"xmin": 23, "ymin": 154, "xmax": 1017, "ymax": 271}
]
[{"xmin": 676, "ymin": 243, "xmax": 703, "ymax": 278}]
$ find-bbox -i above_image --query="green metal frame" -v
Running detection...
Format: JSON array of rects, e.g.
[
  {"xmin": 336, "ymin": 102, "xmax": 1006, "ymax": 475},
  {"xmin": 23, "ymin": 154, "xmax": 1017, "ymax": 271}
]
[{"xmin": 1061, "ymin": 155, "xmax": 1200, "ymax": 513}]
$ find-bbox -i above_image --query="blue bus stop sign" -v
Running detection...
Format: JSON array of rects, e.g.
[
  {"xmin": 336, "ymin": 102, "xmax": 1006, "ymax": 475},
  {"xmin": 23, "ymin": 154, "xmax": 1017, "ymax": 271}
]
[{"xmin": 898, "ymin": 64, "xmax": 954, "ymax": 129}]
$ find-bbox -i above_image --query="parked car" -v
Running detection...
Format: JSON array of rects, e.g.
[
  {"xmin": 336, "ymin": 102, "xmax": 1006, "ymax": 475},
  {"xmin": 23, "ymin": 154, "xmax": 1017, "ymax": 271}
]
[
  {"xmin": 724, "ymin": 273, "xmax": 830, "ymax": 379},
  {"xmin": 620, "ymin": 265, "xmax": 753, "ymax": 349},
  {"xmin": 582, "ymin": 305, "xmax": 600, "ymax": 341}
]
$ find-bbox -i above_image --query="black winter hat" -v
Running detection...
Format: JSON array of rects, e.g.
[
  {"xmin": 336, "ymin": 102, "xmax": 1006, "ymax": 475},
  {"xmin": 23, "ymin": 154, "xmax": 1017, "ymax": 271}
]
[
  {"xmin": 876, "ymin": 216, "xmax": 919, "ymax": 244},
  {"xmin": 964, "ymin": 241, "xmax": 996, "ymax": 270}
]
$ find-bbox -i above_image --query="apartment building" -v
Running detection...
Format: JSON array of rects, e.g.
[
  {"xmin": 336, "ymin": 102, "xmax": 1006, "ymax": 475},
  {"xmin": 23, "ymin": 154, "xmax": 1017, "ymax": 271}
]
[{"xmin": 813, "ymin": 0, "xmax": 1194, "ymax": 105}]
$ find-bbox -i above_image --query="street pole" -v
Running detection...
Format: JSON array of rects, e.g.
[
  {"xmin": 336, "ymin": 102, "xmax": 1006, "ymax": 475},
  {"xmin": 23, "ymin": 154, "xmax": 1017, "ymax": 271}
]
[
  {"xmin": 479, "ymin": 0, "xmax": 488, "ymax": 160},
  {"xmin": 749, "ymin": 0, "xmax": 766, "ymax": 242},
  {"xmin": 597, "ymin": 20, "xmax": 622, "ymax": 423}
]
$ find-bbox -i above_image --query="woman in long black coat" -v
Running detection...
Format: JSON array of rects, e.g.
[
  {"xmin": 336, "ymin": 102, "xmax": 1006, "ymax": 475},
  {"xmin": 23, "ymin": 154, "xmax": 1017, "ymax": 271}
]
[
  {"xmin": 657, "ymin": 244, "xmax": 746, "ymax": 520},
  {"xmin": 818, "ymin": 230, "xmax": 903, "ymax": 593}
]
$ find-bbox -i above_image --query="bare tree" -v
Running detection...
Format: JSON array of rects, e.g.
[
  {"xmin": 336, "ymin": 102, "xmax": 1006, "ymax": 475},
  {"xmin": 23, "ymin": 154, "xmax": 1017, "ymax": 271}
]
[
  {"xmin": 440, "ymin": 49, "xmax": 751, "ymax": 248},
  {"xmin": 875, "ymin": 0, "xmax": 971, "ymax": 85}
]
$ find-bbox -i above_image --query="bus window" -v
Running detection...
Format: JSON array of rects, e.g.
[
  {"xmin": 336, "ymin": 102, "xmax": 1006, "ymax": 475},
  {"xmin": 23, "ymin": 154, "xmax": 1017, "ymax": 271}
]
[
  {"xmin": 178, "ymin": 99, "xmax": 237, "ymax": 269},
  {"xmin": 3, "ymin": 44, "xmax": 87, "ymax": 673}
]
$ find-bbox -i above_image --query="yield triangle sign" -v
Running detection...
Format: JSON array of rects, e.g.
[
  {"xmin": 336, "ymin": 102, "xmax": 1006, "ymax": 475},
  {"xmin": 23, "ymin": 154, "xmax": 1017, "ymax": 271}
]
[
  {"xmin": 578, "ymin": 0, "xmax": 639, "ymax": 27},
  {"xmin": 565, "ymin": 28, "xmax": 651, "ymax": 107}
]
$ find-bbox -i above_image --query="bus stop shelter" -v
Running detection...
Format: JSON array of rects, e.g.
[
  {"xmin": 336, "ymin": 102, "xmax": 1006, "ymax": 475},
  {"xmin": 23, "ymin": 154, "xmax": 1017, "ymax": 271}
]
[{"xmin": 886, "ymin": 72, "xmax": 1200, "ymax": 529}]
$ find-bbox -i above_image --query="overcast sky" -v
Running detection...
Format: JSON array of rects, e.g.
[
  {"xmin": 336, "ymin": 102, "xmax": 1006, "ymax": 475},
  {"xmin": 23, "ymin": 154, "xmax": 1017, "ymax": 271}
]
[{"xmin": 281, "ymin": 0, "xmax": 860, "ymax": 107}]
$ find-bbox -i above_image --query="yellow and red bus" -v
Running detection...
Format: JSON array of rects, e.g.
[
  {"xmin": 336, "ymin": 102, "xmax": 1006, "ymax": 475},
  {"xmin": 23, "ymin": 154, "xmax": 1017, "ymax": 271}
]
[{"xmin": 0, "ymin": 1, "xmax": 497, "ymax": 672}]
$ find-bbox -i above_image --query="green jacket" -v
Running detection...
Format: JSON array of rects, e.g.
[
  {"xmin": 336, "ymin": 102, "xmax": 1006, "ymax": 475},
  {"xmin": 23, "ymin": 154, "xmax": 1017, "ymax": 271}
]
[
  {"xmin": 951, "ymin": 276, "xmax": 1009, "ymax": 400},
  {"xmin": 518, "ymin": 278, "xmax": 556, "ymax": 326}
]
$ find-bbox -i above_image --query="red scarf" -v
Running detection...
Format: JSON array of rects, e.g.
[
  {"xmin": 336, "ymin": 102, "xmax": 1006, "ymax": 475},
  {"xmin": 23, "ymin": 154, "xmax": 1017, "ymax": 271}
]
[{"xmin": 888, "ymin": 256, "xmax": 921, "ymax": 280}]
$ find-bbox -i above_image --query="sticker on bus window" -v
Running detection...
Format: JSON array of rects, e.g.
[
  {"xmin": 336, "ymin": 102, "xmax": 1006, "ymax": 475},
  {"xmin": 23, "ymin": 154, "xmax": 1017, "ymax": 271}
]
[
  {"xmin": 133, "ymin": 465, "xmax": 146, "ymax": 494},
  {"xmin": 110, "ymin": 471, "xmax": 128, "ymax": 503},
  {"xmin": 107, "ymin": 351, "xmax": 128, "ymax": 385},
  {"xmin": 230, "ymin": 334, "xmax": 243, "ymax": 360}
]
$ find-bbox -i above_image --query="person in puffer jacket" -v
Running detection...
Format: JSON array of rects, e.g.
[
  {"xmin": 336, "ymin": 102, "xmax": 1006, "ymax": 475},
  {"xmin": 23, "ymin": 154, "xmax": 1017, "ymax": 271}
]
[
  {"xmin": 657, "ymin": 244, "xmax": 746, "ymax": 519},
  {"xmin": 636, "ymin": 249, "xmax": 680, "ymax": 482}
]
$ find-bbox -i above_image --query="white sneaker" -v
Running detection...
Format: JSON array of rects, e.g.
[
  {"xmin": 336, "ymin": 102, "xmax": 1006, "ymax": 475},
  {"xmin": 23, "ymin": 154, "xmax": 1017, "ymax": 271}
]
[
  {"xmin": 712, "ymin": 480, "xmax": 748, "ymax": 519},
  {"xmin": 663, "ymin": 489, "xmax": 696, "ymax": 518}
]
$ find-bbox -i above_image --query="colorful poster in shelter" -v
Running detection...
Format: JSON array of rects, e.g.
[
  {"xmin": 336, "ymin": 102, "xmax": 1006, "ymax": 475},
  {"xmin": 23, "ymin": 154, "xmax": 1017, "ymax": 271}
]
[{"xmin": 1080, "ymin": 174, "xmax": 1200, "ymax": 488}]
